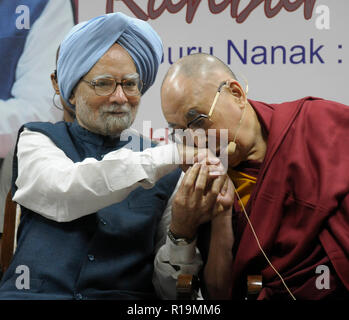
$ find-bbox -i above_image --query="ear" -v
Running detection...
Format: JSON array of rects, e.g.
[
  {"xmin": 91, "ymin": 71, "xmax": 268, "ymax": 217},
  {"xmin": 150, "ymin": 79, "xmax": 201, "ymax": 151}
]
[
  {"xmin": 68, "ymin": 82, "xmax": 81, "ymax": 106},
  {"xmin": 225, "ymin": 79, "xmax": 247, "ymax": 106},
  {"xmin": 50, "ymin": 72, "xmax": 60, "ymax": 95},
  {"xmin": 68, "ymin": 92, "xmax": 76, "ymax": 106}
]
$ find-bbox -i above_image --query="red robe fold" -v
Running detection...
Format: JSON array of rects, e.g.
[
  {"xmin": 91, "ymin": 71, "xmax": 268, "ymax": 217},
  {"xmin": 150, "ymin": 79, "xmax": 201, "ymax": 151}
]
[{"xmin": 232, "ymin": 97, "xmax": 349, "ymax": 300}]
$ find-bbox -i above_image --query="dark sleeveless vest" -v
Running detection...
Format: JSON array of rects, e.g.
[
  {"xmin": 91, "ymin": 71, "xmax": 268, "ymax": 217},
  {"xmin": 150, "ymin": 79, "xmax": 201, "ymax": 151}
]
[
  {"xmin": 0, "ymin": 0, "xmax": 48, "ymax": 100},
  {"xmin": 0, "ymin": 121, "xmax": 181, "ymax": 299}
]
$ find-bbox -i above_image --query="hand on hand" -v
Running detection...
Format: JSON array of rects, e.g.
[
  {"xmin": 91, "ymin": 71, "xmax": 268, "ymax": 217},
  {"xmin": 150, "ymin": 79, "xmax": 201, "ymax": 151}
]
[
  {"xmin": 213, "ymin": 176, "xmax": 234, "ymax": 217},
  {"xmin": 170, "ymin": 162, "xmax": 234, "ymax": 240},
  {"xmin": 176, "ymin": 144, "xmax": 226, "ymax": 176}
]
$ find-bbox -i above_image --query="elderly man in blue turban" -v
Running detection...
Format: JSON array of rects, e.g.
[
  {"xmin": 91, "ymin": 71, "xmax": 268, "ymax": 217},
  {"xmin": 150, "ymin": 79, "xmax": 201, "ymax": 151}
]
[{"xmin": 0, "ymin": 12, "xmax": 193, "ymax": 300}]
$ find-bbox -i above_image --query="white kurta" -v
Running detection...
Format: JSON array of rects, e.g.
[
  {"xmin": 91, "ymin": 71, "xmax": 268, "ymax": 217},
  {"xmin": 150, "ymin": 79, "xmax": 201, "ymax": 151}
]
[{"xmin": 14, "ymin": 128, "xmax": 203, "ymax": 299}]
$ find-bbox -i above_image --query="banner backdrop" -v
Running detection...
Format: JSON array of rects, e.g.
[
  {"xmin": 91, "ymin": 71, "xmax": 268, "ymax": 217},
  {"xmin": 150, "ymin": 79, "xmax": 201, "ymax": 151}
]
[{"xmin": 77, "ymin": 0, "xmax": 348, "ymax": 141}]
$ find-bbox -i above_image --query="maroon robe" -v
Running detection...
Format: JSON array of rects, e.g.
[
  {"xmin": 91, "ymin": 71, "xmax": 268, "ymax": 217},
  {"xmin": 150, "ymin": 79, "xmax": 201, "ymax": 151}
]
[{"xmin": 231, "ymin": 97, "xmax": 349, "ymax": 300}]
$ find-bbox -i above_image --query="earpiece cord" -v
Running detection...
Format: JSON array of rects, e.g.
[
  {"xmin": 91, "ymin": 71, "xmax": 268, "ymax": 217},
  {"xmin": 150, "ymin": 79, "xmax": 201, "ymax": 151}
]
[
  {"xmin": 231, "ymin": 181, "xmax": 296, "ymax": 300},
  {"xmin": 52, "ymin": 93, "xmax": 76, "ymax": 118},
  {"xmin": 232, "ymin": 105, "xmax": 246, "ymax": 144},
  {"xmin": 233, "ymin": 74, "xmax": 248, "ymax": 144},
  {"xmin": 219, "ymin": 76, "xmax": 295, "ymax": 299},
  {"xmin": 52, "ymin": 93, "xmax": 64, "ymax": 111}
]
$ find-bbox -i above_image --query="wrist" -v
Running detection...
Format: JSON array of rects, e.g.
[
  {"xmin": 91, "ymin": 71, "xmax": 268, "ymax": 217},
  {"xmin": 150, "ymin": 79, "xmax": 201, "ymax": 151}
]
[
  {"xmin": 213, "ymin": 205, "xmax": 233, "ymax": 219},
  {"xmin": 169, "ymin": 223, "xmax": 197, "ymax": 241},
  {"xmin": 167, "ymin": 229, "xmax": 196, "ymax": 246}
]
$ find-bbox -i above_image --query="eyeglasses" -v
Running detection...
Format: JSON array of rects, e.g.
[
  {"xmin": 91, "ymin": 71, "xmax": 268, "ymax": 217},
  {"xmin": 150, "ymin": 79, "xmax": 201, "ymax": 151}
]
[
  {"xmin": 186, "ymin": 77, "xmax": 249, "ymax": 130},
  {"xmin": 168, "ymin": 81, "xmax": 228, "ymax": 143},
  {"xmin": 82, "ymin": 74, "xmax": 143, "ymax": 97},
  {"xmin": 186, "ymin": 81, "xmax": 228, "ymax": 130},
  {"xmin": 169, "ymin": 78, "xmax": 248, "ymax": 143}
]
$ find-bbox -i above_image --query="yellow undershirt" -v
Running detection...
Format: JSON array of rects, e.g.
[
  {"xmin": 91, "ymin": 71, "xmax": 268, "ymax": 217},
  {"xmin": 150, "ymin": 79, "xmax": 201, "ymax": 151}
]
[{"xmin": 228, "ymin": 168, "xmax": 257, "ymax": 208}]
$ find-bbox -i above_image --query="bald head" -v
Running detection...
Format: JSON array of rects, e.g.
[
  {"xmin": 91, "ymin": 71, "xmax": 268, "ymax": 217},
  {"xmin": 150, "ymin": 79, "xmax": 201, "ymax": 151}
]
[
  {"xmin": 163, "ymin": 53, "xmax": 236, "ymax": 89},
  {"xmin": 161, "ymin": 53, "xmax": 240, "ymax": 128},
  {"xmin": 161, "ymin": 53, "xmax": 246, "ymax": 145}
]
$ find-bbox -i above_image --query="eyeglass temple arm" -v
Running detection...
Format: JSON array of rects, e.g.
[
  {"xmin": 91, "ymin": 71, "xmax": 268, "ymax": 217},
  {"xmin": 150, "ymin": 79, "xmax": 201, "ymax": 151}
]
[
  {"xmin": 208, "ymin": 78, "xmax": 249, "ymax": 118},
  {"xmin": 208, "ymin": 81, "xmax": 227, "ymax": 118}
]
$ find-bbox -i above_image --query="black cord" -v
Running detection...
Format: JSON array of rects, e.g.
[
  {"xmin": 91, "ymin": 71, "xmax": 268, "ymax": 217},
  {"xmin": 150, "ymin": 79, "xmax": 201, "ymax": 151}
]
[{"xmin": 52, "ymin": 93, "xmax": 76, "ymax": 119}]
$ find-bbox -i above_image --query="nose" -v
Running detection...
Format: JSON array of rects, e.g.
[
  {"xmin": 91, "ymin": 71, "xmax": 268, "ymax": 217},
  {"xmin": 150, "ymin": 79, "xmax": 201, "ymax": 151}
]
[{"xmin": 109, "ymin": 84, "xmax": 128, "ymax": 104}]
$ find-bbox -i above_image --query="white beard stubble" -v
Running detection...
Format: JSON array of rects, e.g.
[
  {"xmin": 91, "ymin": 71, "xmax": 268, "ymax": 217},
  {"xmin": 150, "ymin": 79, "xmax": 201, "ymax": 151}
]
[{"xmin": 76, "ymin": 95, "xmax": 135, "ymax": 137}]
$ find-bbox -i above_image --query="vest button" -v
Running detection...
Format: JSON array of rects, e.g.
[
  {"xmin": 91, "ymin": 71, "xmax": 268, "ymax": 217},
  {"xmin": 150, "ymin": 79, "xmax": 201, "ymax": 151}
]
[
  {"xmin": 88, "ymin": 254, "xmax": 95, "ymax": 261},
  {"xmin": 75, "ymin": 293, "xmax": 83, "ymax": 300},
  {"xmin": 100, "ymin": 218, "xmax": 107, "ymax": 225}
]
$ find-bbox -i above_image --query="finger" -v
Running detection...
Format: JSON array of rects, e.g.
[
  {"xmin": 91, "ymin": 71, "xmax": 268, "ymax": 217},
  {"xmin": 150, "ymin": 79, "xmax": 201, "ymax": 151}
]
[
  {"xmin": 177, "ymin": 166, "xmax": 191, "ymax": 193},
  {"xmin": 180, "ymin": 163, "xmax": 201, "ymax": 194},
  {"xmin": 199, "ymin": 156, "xmax": 221, "ymax": 166},
  {"xmin": 206, "ymin": 147, "xmax": 220, "ymax": 165},
  {"xmin": 227, "ymin": 177, "xmax": 234, "ymax": 195},
  {"xmin": 205, "ymin": 175, "xmax": 226, "ymax": 207},
  {"xmin": 220, "ymin": 176, "xmax": 229, "ymax": 196},
  {"xmin": 193, "ymin": 164, "xmax": 209, "ymax": 201},
  {"xmin": 211, "ymin": 175, "xmax": 227, "ymax": 196},
  {"xmin": 217, "ymin": 178, "xmax": 235, "ymax": 209},
  {"xmin": 194, "ymin": 148, "xmax": 208, "ymax": 163},
  {"xmin": 207, "ymin": 162, "xmax": 226, "ymax": 176},
  {"xmin": 207, "ymin": 157, "xmax": 220, "ymax": 165},
  {"xmin": 204, "ymin": 174, "xmax": 227, "ymax": 195}
]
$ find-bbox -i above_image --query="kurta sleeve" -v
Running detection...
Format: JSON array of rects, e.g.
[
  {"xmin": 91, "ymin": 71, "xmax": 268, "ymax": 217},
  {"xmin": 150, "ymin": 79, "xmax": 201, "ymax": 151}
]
[
  {"xmin": 153, "ymin": 237, "xmax": 203, "ymax": 299},
  {"xmin": 13, "ymin": 129, "xmax": 180, "ymax": 222},
  {"xmin": 153, "ymin": 173, "xmax": 203, "ymax": 299}
]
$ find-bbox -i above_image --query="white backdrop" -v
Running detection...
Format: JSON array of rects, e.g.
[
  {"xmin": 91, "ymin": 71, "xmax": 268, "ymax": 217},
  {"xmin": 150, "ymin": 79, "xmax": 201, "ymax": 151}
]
[{"xmin": 77, "ymin": 0, "xmax": 348, "ymax": 141}]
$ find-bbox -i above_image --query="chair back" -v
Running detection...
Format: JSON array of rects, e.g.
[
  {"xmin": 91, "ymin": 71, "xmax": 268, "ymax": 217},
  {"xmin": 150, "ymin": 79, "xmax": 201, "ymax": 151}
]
[{"xmin": 0, "ymin": 190, "xmax": 17, "ymax": 275}]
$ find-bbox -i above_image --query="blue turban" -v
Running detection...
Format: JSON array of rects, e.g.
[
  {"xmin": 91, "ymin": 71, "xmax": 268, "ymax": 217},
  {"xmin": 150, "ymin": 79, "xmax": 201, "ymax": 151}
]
[{"xmin": 57, "ymin": 12, "xmax": 163, "ymax": 108}]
